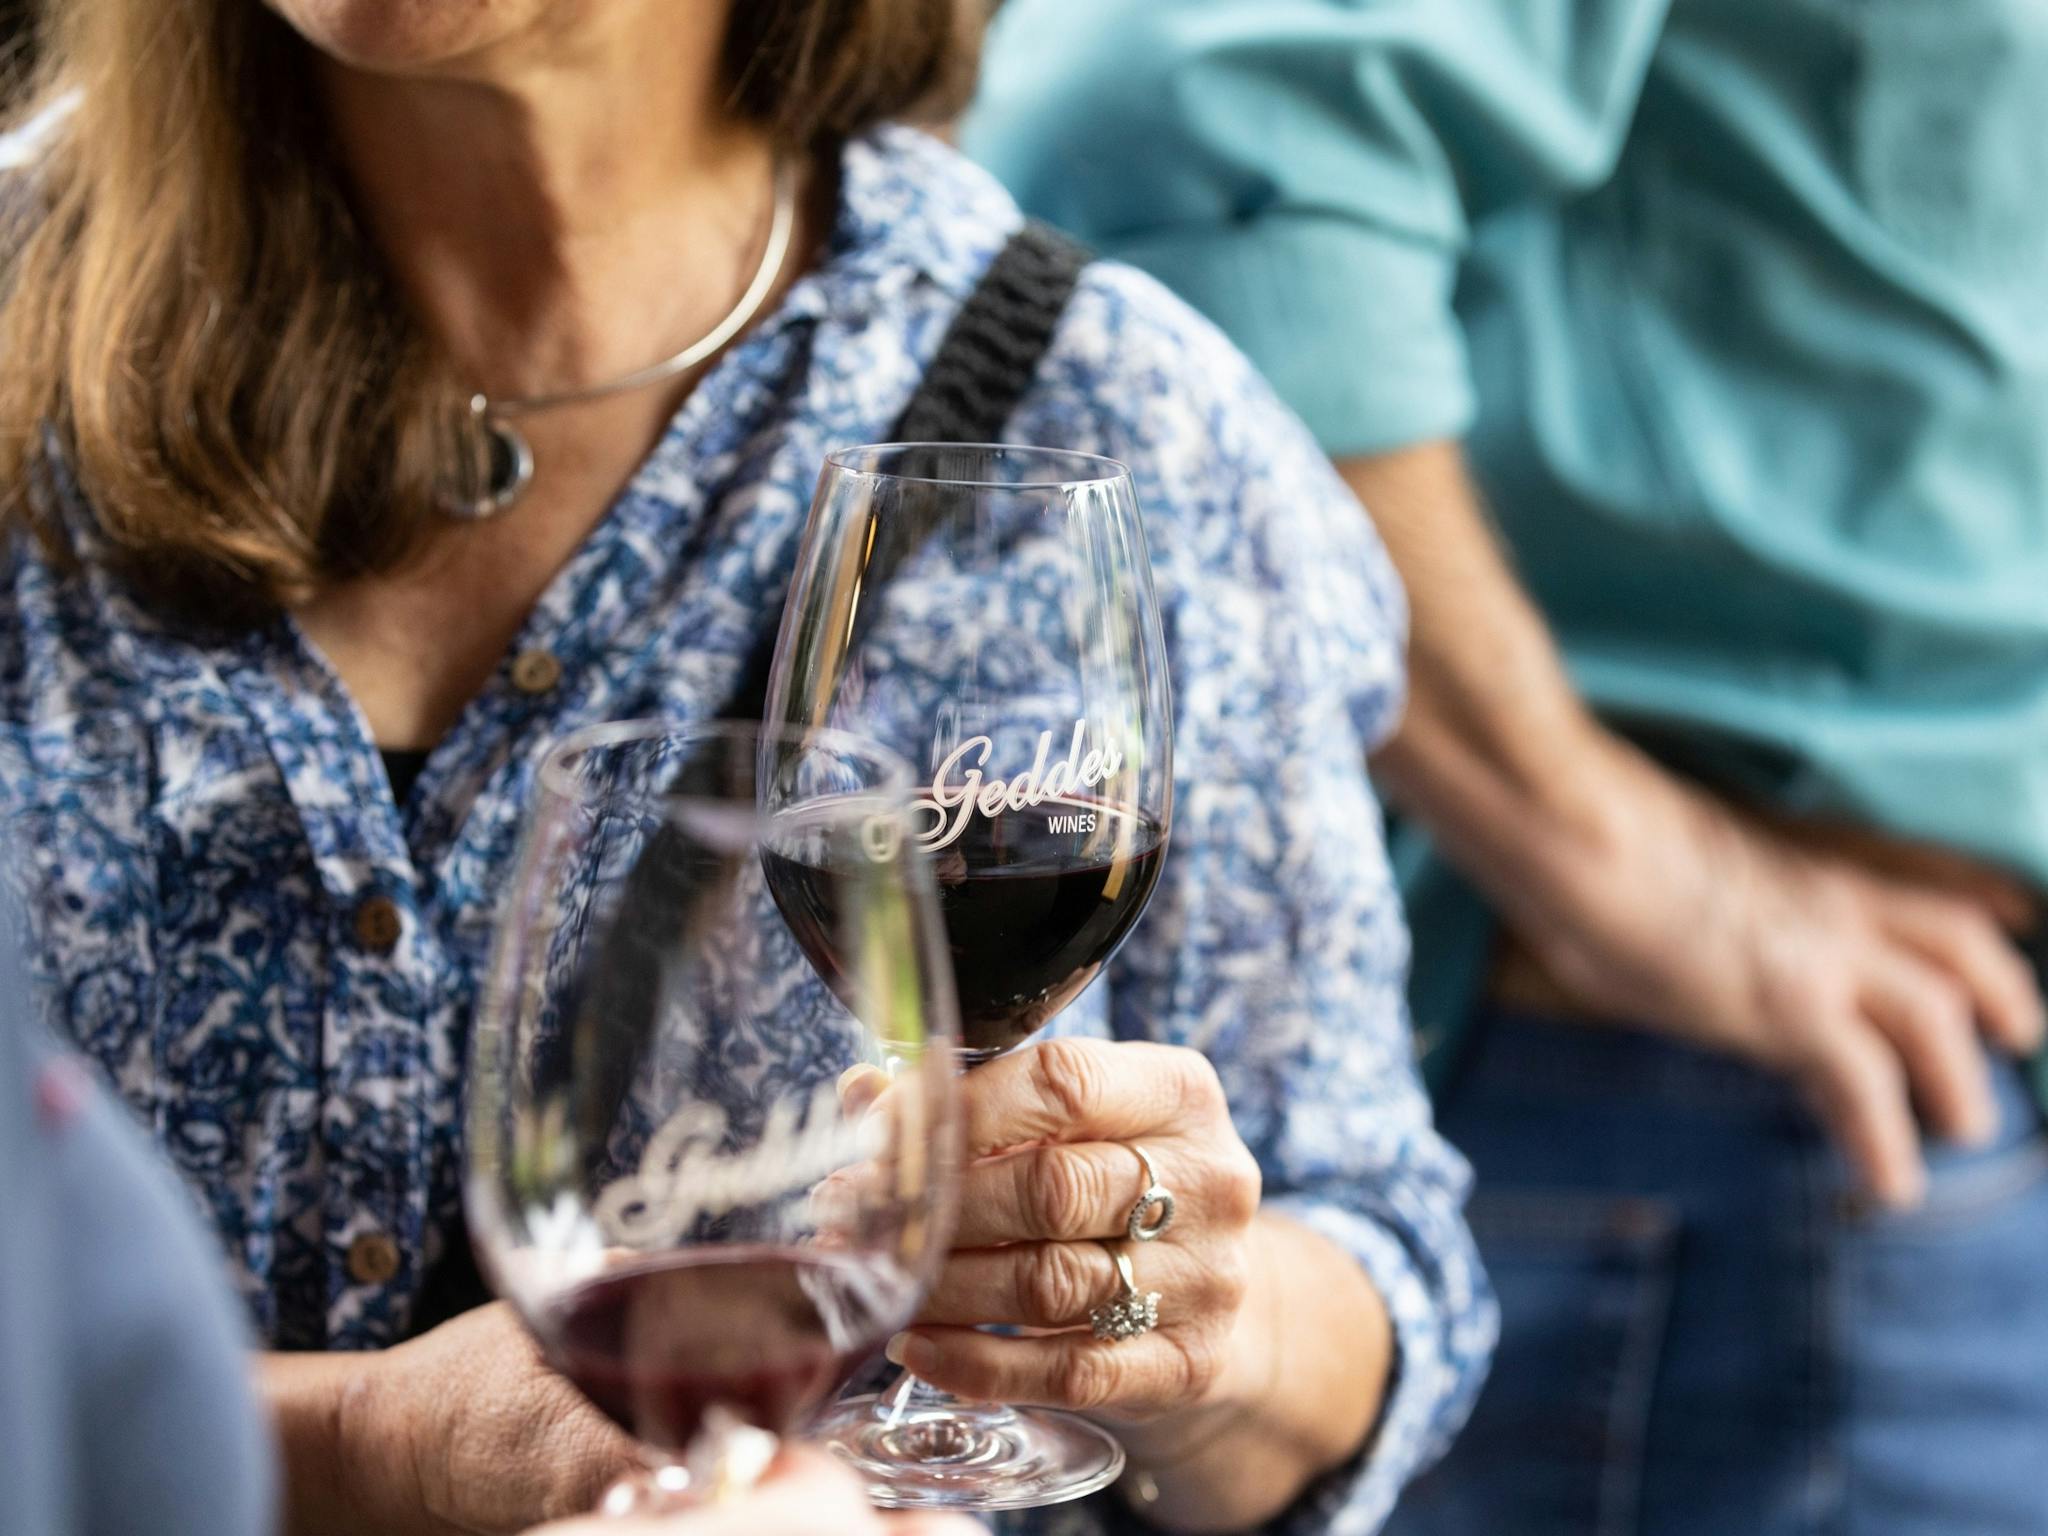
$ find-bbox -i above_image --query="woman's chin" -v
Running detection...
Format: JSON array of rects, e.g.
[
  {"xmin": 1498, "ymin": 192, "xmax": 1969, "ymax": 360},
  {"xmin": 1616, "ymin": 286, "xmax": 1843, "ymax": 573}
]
[{"xmin": 265, "ymin": 0, "xmax": 546, "ymax": 74}]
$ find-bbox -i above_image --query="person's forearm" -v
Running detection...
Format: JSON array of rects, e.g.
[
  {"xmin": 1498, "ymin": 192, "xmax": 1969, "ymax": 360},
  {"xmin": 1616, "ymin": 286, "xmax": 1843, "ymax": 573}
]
[
  {"xmin": 1341, "ymin": 447, "xmax": 2048, "ymax": 1209},
  {"xmin": 1111, "ymin": 1211, "xmax": 1391, "ymax": 1532},
  {"xmin": 261, "ymin": 1350, "xmax": 396, "ymax": 1536},
  {"xmin": 1340, "ymin": 442, "xmax": 1634, "ymax": 950}
]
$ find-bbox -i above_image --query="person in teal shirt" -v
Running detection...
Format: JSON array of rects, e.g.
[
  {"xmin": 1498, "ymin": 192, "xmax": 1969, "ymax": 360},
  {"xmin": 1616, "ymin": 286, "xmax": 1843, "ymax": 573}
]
[{"xmin": 971, "ymin": 3, "xmax": 2048, "ymax": 1532}]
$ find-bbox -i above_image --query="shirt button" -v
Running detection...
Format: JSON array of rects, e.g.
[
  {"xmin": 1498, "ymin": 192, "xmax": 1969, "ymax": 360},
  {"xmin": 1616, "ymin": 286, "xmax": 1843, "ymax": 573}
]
[
  {"xmin": 352, "ymin": 894, "xmax": 403, "ymax": 954},
  {"xmin": 509, "ymin": 648, "xmax": 563, "ymax": 695},
  {"xmin": 346, "ymin": 1231, "xmax": 402, "ymax": 1287}
]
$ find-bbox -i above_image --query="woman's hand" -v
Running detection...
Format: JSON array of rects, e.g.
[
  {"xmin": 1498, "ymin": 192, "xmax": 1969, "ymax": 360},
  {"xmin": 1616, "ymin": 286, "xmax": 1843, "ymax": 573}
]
[
  {"xmin": 891, "ymin": 1037, "xmax": 1266, "ymax": 1424},
  {"xmin": 271, "ymin": 1301, "xmax": 637, "ymax": 1536},
  {"xmin": 527, "ymin": 1446, "xmax": 978, "ymax": 1536},
  {"xmin": 371, "ymin": 1302, "xmax": 642, "ymax": 1533}
]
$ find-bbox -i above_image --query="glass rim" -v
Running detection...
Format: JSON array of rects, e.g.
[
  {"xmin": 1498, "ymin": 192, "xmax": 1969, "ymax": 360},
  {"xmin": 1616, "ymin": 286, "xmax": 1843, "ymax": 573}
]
[
  {"xmin": 536, "ymin": 717, "xmax": 916, "ymax": 813},
  {"xmin": 822, "ymin": 441, "xmax": 1133, "ymax": 490}
]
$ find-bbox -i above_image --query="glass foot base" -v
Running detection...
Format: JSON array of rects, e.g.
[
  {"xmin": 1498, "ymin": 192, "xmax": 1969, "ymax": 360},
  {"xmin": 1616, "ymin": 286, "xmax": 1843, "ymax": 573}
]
[{"xmin": 815, "ymin": 1394, "xmax": 1125, "ymax": 1511}]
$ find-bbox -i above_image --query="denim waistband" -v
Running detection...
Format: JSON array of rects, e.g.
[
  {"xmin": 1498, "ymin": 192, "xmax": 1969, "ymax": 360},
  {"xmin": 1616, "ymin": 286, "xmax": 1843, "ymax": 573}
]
[
  {"xmin": 1456, "ymin": 1010, "xmax": 1805, "ymax": 1119},
  {"xmin": 1459, "ymin": 1006, "xmax": 2045, "ymax": 1147},
  {"xmin": 1459, "ymin": 935, "xmax": 2048, "ymax": 1118}
]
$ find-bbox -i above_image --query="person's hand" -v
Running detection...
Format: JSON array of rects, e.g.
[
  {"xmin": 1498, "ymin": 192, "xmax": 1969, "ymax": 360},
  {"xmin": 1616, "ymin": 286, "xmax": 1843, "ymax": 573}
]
[
  {"xmin": 525, "ymin": 1446, "xmax": 978, "ymax": 1536},
  {"xmin": 887, "ymin": 1037, "xmax": 1265, "ymax": 1423},
  {"xmin": 338, "ymin": 1301, "xmax": 638, "ymax": 1535},
  {"xmin": 1503, "ymin": 738, "xmax": 2044, "ymax": 1209}
]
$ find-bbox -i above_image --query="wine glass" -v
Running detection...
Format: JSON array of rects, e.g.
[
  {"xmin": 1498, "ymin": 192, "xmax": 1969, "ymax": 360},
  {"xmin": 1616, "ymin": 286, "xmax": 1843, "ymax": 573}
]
[
  {"xmin": 765, "ymin": 444, "xmax": 1174, "ymax": 1510},
  {"xmin": 466, "ymin": 720, "xmax": 962, "ymax": 1516}
]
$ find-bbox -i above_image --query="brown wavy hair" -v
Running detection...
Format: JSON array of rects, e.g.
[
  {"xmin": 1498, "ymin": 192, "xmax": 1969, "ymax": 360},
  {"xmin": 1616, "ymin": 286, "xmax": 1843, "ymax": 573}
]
[{"xmin": 0, "ymin": 0, "xmax": 979, "ymax": 623}]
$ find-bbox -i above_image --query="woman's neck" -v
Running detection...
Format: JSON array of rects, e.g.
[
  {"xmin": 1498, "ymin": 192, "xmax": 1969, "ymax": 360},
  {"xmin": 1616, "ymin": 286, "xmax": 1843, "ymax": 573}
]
[{"xmin": 316, "ymin": 3, "xmax": 778, "ymax": 400}]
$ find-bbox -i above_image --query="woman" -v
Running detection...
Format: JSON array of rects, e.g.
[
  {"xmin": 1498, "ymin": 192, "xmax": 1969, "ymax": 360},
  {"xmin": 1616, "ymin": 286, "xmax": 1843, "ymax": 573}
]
[{"xmin": 0, "ymin": 2, "xmax": 1490, "ymax": 1533}]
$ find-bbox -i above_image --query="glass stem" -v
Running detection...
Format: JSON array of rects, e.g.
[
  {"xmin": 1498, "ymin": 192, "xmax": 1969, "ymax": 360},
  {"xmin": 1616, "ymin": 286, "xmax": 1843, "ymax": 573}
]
[
  {"xmin": 599, "ymin": 1461, "xmax": 696, "ymax": 1518},
  {"xmin": 880, "ymin": 1368, "xmax": 1020, "ymax": 1441},
  {"xmin": 599, "ymin": 1414, "xmax": 779, "ymax": 1518},
  {"xmin": 883, "ymin": 1369, "xmax": 962, "ymax": 1427}
]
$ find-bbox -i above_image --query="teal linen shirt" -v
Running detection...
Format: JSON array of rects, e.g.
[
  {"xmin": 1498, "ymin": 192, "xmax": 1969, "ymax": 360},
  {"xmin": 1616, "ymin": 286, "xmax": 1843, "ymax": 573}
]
[{"xmin": 967, "ymin": 0, "xmax": 2048, "ymax": 1068}]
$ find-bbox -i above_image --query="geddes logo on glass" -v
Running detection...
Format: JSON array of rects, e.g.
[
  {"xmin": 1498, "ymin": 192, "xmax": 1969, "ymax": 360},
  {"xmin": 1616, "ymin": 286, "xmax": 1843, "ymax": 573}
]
[{"xmin": 910, "ymin": 720, "xmax": 1132, "ymax": 852}]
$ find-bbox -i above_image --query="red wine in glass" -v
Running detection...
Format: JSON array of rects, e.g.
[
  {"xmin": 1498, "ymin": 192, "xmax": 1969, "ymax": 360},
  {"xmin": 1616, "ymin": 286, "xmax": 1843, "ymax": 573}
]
[
  {"xmin": 540, "ymin": 1247, "xmax": 921, "ymax": 1452},
  {"xmin": 768, "ymin": 798, "xmax": 1167, "ymax": 1058}
]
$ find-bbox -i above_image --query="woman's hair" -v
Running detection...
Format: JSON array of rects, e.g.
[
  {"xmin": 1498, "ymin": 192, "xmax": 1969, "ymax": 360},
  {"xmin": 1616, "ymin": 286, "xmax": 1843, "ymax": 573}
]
[{"xmin": 0, "ymin": 0, "xmax": 979, "ymax": 621}]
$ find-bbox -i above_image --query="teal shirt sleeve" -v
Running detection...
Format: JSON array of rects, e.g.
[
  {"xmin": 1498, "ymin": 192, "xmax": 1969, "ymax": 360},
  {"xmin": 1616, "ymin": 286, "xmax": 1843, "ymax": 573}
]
[{"xmin": 965, "ymin": 0, "xmax": 1672, "ymax": 456}]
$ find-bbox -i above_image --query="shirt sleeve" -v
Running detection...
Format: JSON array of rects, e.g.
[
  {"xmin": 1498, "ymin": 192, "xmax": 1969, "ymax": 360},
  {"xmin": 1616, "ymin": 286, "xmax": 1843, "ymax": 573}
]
[
  {"xmin": 1045, "ymin": 264, "xmax": 1495, "ymax": 1531},
  {"xmin": 0, "ymin": 945, "xmax": 276, "ymax": 1536},
  {"xmin": 965, "ymin": 0, "xmax": 1671, "ymax": 457}
]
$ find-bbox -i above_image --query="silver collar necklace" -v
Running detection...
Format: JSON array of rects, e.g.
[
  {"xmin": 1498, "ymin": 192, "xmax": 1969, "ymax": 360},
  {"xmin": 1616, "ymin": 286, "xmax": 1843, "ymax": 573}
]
[{"xmin": 440, "ymin": 157, "xmax": 799, "ymax": 521}]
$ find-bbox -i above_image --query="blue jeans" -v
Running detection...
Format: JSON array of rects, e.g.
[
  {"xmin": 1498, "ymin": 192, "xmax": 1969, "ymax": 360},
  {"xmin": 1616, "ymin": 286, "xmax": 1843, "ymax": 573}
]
[{"xmin": 1386, "ymin": 1010, "xmax": 2048, "ymax": 1536}]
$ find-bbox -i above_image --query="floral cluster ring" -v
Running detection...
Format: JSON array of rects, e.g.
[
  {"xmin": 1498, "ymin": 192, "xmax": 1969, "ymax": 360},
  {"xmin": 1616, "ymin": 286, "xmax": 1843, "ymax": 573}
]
[{"xmin": 1089, "ymin": 1245, "xmax": 1161, "ymax": 1342}]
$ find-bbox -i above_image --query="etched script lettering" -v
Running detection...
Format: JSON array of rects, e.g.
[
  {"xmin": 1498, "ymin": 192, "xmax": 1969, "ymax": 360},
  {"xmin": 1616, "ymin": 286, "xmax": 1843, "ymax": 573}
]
[
  {"xmin": 909, "ymin": 720, "xmax": 1126, "ymax": 852},
  {"xmin": 591, "ymin": 1080, "xmax": 879, "ymax": 1248}
]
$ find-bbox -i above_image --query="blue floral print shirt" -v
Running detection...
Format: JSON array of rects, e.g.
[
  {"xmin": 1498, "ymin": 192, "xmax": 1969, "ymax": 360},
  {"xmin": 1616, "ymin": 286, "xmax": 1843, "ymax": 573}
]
[{"xmin": 0, "ymin": 127, "xmax": 1491, "ymax": 1533}]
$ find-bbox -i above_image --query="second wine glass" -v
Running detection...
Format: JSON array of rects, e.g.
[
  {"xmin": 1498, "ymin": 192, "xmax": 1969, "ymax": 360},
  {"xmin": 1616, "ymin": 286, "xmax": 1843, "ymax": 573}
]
[
  {"xmin": 466, "ymin": 721, "xmax": 962, "ymax": 1516},
  {"xmin": 765, "ymin": 443, "xmax": 1174, "ymax": 1510}
]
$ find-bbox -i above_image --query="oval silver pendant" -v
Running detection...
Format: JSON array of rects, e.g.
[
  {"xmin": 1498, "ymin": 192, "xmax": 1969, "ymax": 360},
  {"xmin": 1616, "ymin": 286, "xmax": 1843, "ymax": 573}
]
[{"xmin": 439, "ymin": 414, "xmax": 534, "ymax": 521}]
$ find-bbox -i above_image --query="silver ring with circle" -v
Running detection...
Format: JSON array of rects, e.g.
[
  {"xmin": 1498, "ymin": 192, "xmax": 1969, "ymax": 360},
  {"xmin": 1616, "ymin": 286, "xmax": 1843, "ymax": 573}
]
[{"xmin": 1125, "ymin": 1142, "xmax": 1176, "ymax": 1243}]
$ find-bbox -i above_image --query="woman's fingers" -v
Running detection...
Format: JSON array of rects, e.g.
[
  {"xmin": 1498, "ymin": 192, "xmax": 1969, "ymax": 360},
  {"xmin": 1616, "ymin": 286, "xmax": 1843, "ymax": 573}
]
[
  {"xmin": 960, "ymin": 1038, "xmax": 1220, "ymax": 1158},
  {"xmin": 951, "ymin": 1139, "xmax": 1193, "ymax": 1248},
  {"xmin": 837, "ymin": 1063, "xmax": 890, "ymax": 1117},
  {"xmin": 892, "ymin": 1318, "xmax": 1230, "ymax": 1421},
  {"xmin": 916, "ymin": 1238, "xmax": 1237, "ymax": 1330}
]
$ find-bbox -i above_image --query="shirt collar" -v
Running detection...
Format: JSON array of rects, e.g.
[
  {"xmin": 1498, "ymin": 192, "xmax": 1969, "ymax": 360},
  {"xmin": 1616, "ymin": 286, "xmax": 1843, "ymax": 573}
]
[{"xmin": 804, "ymin": 125, "xmax": 1024, "ymax": 315}]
